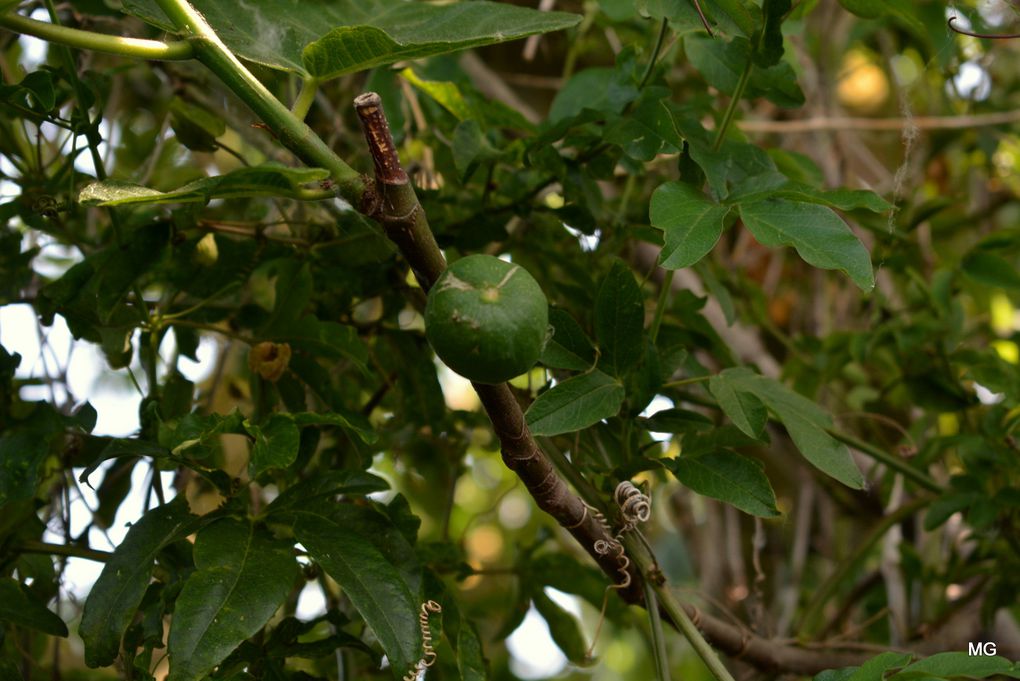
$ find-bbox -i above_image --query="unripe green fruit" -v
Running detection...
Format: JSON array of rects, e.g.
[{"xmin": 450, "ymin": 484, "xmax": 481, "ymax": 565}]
[{"xmin": 425, "ymin": 254, "xmax": 549, "ymax": 385}]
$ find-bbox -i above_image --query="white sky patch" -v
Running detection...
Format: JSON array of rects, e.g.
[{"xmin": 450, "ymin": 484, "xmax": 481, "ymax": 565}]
[
  {"xmin": 506, "ymin": 587, "xmax": 583, "ymax": 679},
  {"xmin": 295, "ymin": 581, "xmax": 328, "ymax": 620},
  {"xmin": 507, "ymin": 604, "xmax": 568, "ymax": 678},
  {"xmin": 564, "ymin": 223, "xmax": 600, "ymax": 252},
  {"xmin": 177, "ymin": 334, "xmax": 220, "ymax": 384},
  {"xmin": 975, "ymin": 383, "xmax": 1004, "ymax": 405},
  {"xmin": 977, "ymin": 0, "xmax": 1014, "ymax": 26},
  {"xmin": 1, "ymin": 303, "xmax": 143, "ymax": 435},
  {"xmin": 640, "ymin": 394, "xmax": 675, "ymax": 443},
  {"xmin": 16, "ymin": 9, "xmax": 50, "ymax": 72},
  {"xmin": 0, "ymin": 180, "xmax": 19, "ymax": 200},
  {"xmin": 950, "ymin": 60, "xmax": 992, "ymax": 101},
  {"xmin": 43, "ymin": 463, "xmax": 177, "ymax": 600}
]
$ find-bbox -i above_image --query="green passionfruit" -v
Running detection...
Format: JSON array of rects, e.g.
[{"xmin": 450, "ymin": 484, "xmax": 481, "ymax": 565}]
[{"xmin": 425, "ymin": 254, "xmax": 549, "ymax": 384}]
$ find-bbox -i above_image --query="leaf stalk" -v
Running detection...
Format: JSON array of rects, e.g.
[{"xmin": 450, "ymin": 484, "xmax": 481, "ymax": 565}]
[{"xmin": 0, "ymin": 11, "xmax": 194, "ymax": 60}]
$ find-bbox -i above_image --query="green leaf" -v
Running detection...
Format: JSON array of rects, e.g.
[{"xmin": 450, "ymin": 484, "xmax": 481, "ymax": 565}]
[
  {"xmin": 774, "ymin": 183, "xmax": 892, "ymax": 213},
  {"xmin": 713, "ymin": 368, "xmax": 865, "ymax": 488},
  {"xmin": 266, "ymin": 315, "xmax": 368, "ymax": 373},
  {"xmin": 836, "ymin": 0, "xmax": 927, "ymax": 44},
  {"xmin": 0, "ymin": 405, "xmax": 86, "ymax": 506},
  {"xmin": 0, "ymin": 578, "xmax": 68, "ymax": 636},
  {"xmin": 456, "ymin": 618, "xmax": 488, "ymax": 681},
  {"xmin": 531, "ymin": 590, "xmax": 587, "ymax": 664},
  {"xmin": 548, "ymin": 67, "xmax": 638, "ymax": 123},
  {"xmin": 291, "ymin": 502, "xmax": 421, "ymax": 679},
  {"xmin": 291, "ymin": 410, "xmax": 377, "ymax": 445},
  {"xmin": 595, "ymin": 261, "xmax": 645, "ymax": 376},
  {"xmin": 401, "ymin": 68, "xmax": 475, "ymax": 122},
  {"xmin": 451, "ymin": 119, "xmax": 500, "ymax": 181},
  {"xmin": 667, "ymin": 450, "xmax": 779, "ymax": 517},
  {"xmin": 649, "ymin": 182, "xmax": 731, "ymax": 269},
  {"xmin": 755, "ymin": 0, "xmax": 790, "ymax": 68},
  {"xmin": 815, "ymin": 669, "xmax": 863, "ymax": 681},
  {"xmin": 639, "ymin": 407, "xmax": 714, "ymax": 433},
  {"xmin": 639, "ymin": 0, "xmax": 758, "ymax": 37},
  {"xmin": 525, "ymin": 370, "xmax": 625, "ymax": 436},
  {"xmin": 0, "ymin": 70, "xmax": 56, "ymax": 111},
  {"xmin": 167, "ymin": 518, "xmax": 298, "ymax": 681},
  {"xmin": 708, "ymin": 374, "xmax": 767, "ymax": 439},
  {"xmin": 37, "ymin": 223, "xmax": 169, "ymax": 331},
  {"xmin": 265, "ymin": 471, "xmax": 390, "ymax": 516},
  {"xmin": 79, "ymin": 165, "xmax": 330, "ymax": 206},
  {"xmin": 686, "ymin": 35, "xmax": 804, "ymax": 108},
  {"xmin": 124, "ymin": 0, "xmax": 579, "ymax": 79},
  {"xmin": 923, "ymin": 492, "xmax": 983, "ymax": 531},
  {"xmin": 169, "ymin": 97, "xmax": 226, "ymax": 152},
  {"xmin": 79, "ymin": 437, "xmax": 169, "ymax": 488},
  {"xmin": 844, "ymin": 652, "xmax": 913, "ymax": 681},
  {"xmin": 158, "ymin": 410, "xmax": 246, "ymax": 459},
  {"xmin": 254, "ymin": 258, "xmax": 314, "ymax": 330},
  {"xmin": 81, "ymin": 498, "xmax": 201, "ymax": 667},
  {"xmin": 0, "ymin": 227, "xmax": 36, "ymax": 306},
  {"xmin": 246, "ymin": 414, "xmax": 301, "ymax": 476},
  {"xmin": 890, "ymin": 652, "xmax": 1015, "ymax": 680},
  {"xmin": 401, "ymin": 67, "xmax": 532, "ymax": 132},
  {"xmin": 690, "ymin": 139, "xmax": 787, "ymax": 201},
  {"xmin": 540, "ymin": 308, "xmax": 596, "ymax": 372},
  {"xmin": 738, "ymin": 199, "xmax": 875, "ymax": 291},
  {"xmin": 603, "ymin": 94, "xmax": 683, "ymax": 162},
  {"xmin": 962, "ymin": 252, "xmax": 1020, "ymax": 292},
  {"xmin": 0, "ymin": 426, "xmax": 54, "ymax": 506}
]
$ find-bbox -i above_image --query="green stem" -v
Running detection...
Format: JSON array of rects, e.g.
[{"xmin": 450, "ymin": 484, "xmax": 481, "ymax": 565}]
[
  {"xmin": 626, "ymin": 535, "xmax": 736, "ymax": 681},
  {"xmin": 0, "ymin": 12, "xmax": 193, "ymax": 60},
  {"xmin": 291, "ymin": 76, "xmax": 319, "ymax": 120},
  {"xmin": 19, "ymin": 539, "xmax": 111, "ymax": 562},
  {"xmin": 662, "ymin": 374, "xmax": 710, "ymax": 389},
  {"xmin": 650, "ymin": 269, "xmax": 674, "ymax": 344},
  {"xmin": 560, "ymin": 3, "xmax": 596, "ymax": 82},
  {"xmin": 643, "ymin": 578, "xmax": 671, "ymax": 681},
  {"xmin": 151, "ymin": 0, "xmax": 364, "ymax": 202},
  {"xmin": 826, "ymin": 429, "xmax": 942, "ymax": 493},
  {"xmin": 158, "ymin": 281, "xmax": 241, "ymax": 322},
  {"xmin": 798, "ymin": 494, "xmax": 933, "ymax": 635},
  {"xmin": 713, "ymin": 59, "xmax": 752, "ymax": 151},
  {"xmin": 637, "ymin": 19, "xmax": 670, "ymax": 90}
]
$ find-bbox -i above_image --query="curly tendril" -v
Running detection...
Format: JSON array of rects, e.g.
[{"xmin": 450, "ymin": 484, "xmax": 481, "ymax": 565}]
[
  {"xmin": 403, "ymin": 600, "xmax": 442, "ymax": 681},
  {"xmin": 948, "ymin": 15, "xmax": 1020, "ymax": 39},
  {"xmin": 586, "ymin": 481, "xmax": 653, "ymax": 658}
]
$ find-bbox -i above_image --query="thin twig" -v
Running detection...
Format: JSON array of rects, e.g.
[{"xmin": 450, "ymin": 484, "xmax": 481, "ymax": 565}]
[
  {"xmin": 947, "ymin": 15, "xmax": 1020, "ymax": 39},
  {"xmin": 739, "ymin": 109, "xmax": 1020, "ymax": 133}
]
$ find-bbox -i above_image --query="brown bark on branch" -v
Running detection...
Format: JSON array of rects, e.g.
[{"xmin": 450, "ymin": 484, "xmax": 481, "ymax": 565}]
[{"xmin": 353, "ymin": 92, "xmax": 642, "ymax": 601}]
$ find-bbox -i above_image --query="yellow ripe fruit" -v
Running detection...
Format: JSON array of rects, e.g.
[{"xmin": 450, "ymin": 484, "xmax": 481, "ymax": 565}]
[{"xmin": 837, "ymin": 50, "xmax": 889, "ymax": 112}]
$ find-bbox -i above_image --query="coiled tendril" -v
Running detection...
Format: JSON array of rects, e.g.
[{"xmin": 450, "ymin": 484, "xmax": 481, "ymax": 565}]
[
  {"xmin": 403, "ymin": 600, "xmax": 442, "ymax": 681},
  {"xmin": 586, "ymin": 481, "xmax": 652, "ymax": 658}
]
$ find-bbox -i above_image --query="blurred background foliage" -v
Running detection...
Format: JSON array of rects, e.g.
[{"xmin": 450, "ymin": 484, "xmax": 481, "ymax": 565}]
[{"xmin": 2, "ymin": 0, "xmax": 1020, "ymax": 680}]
